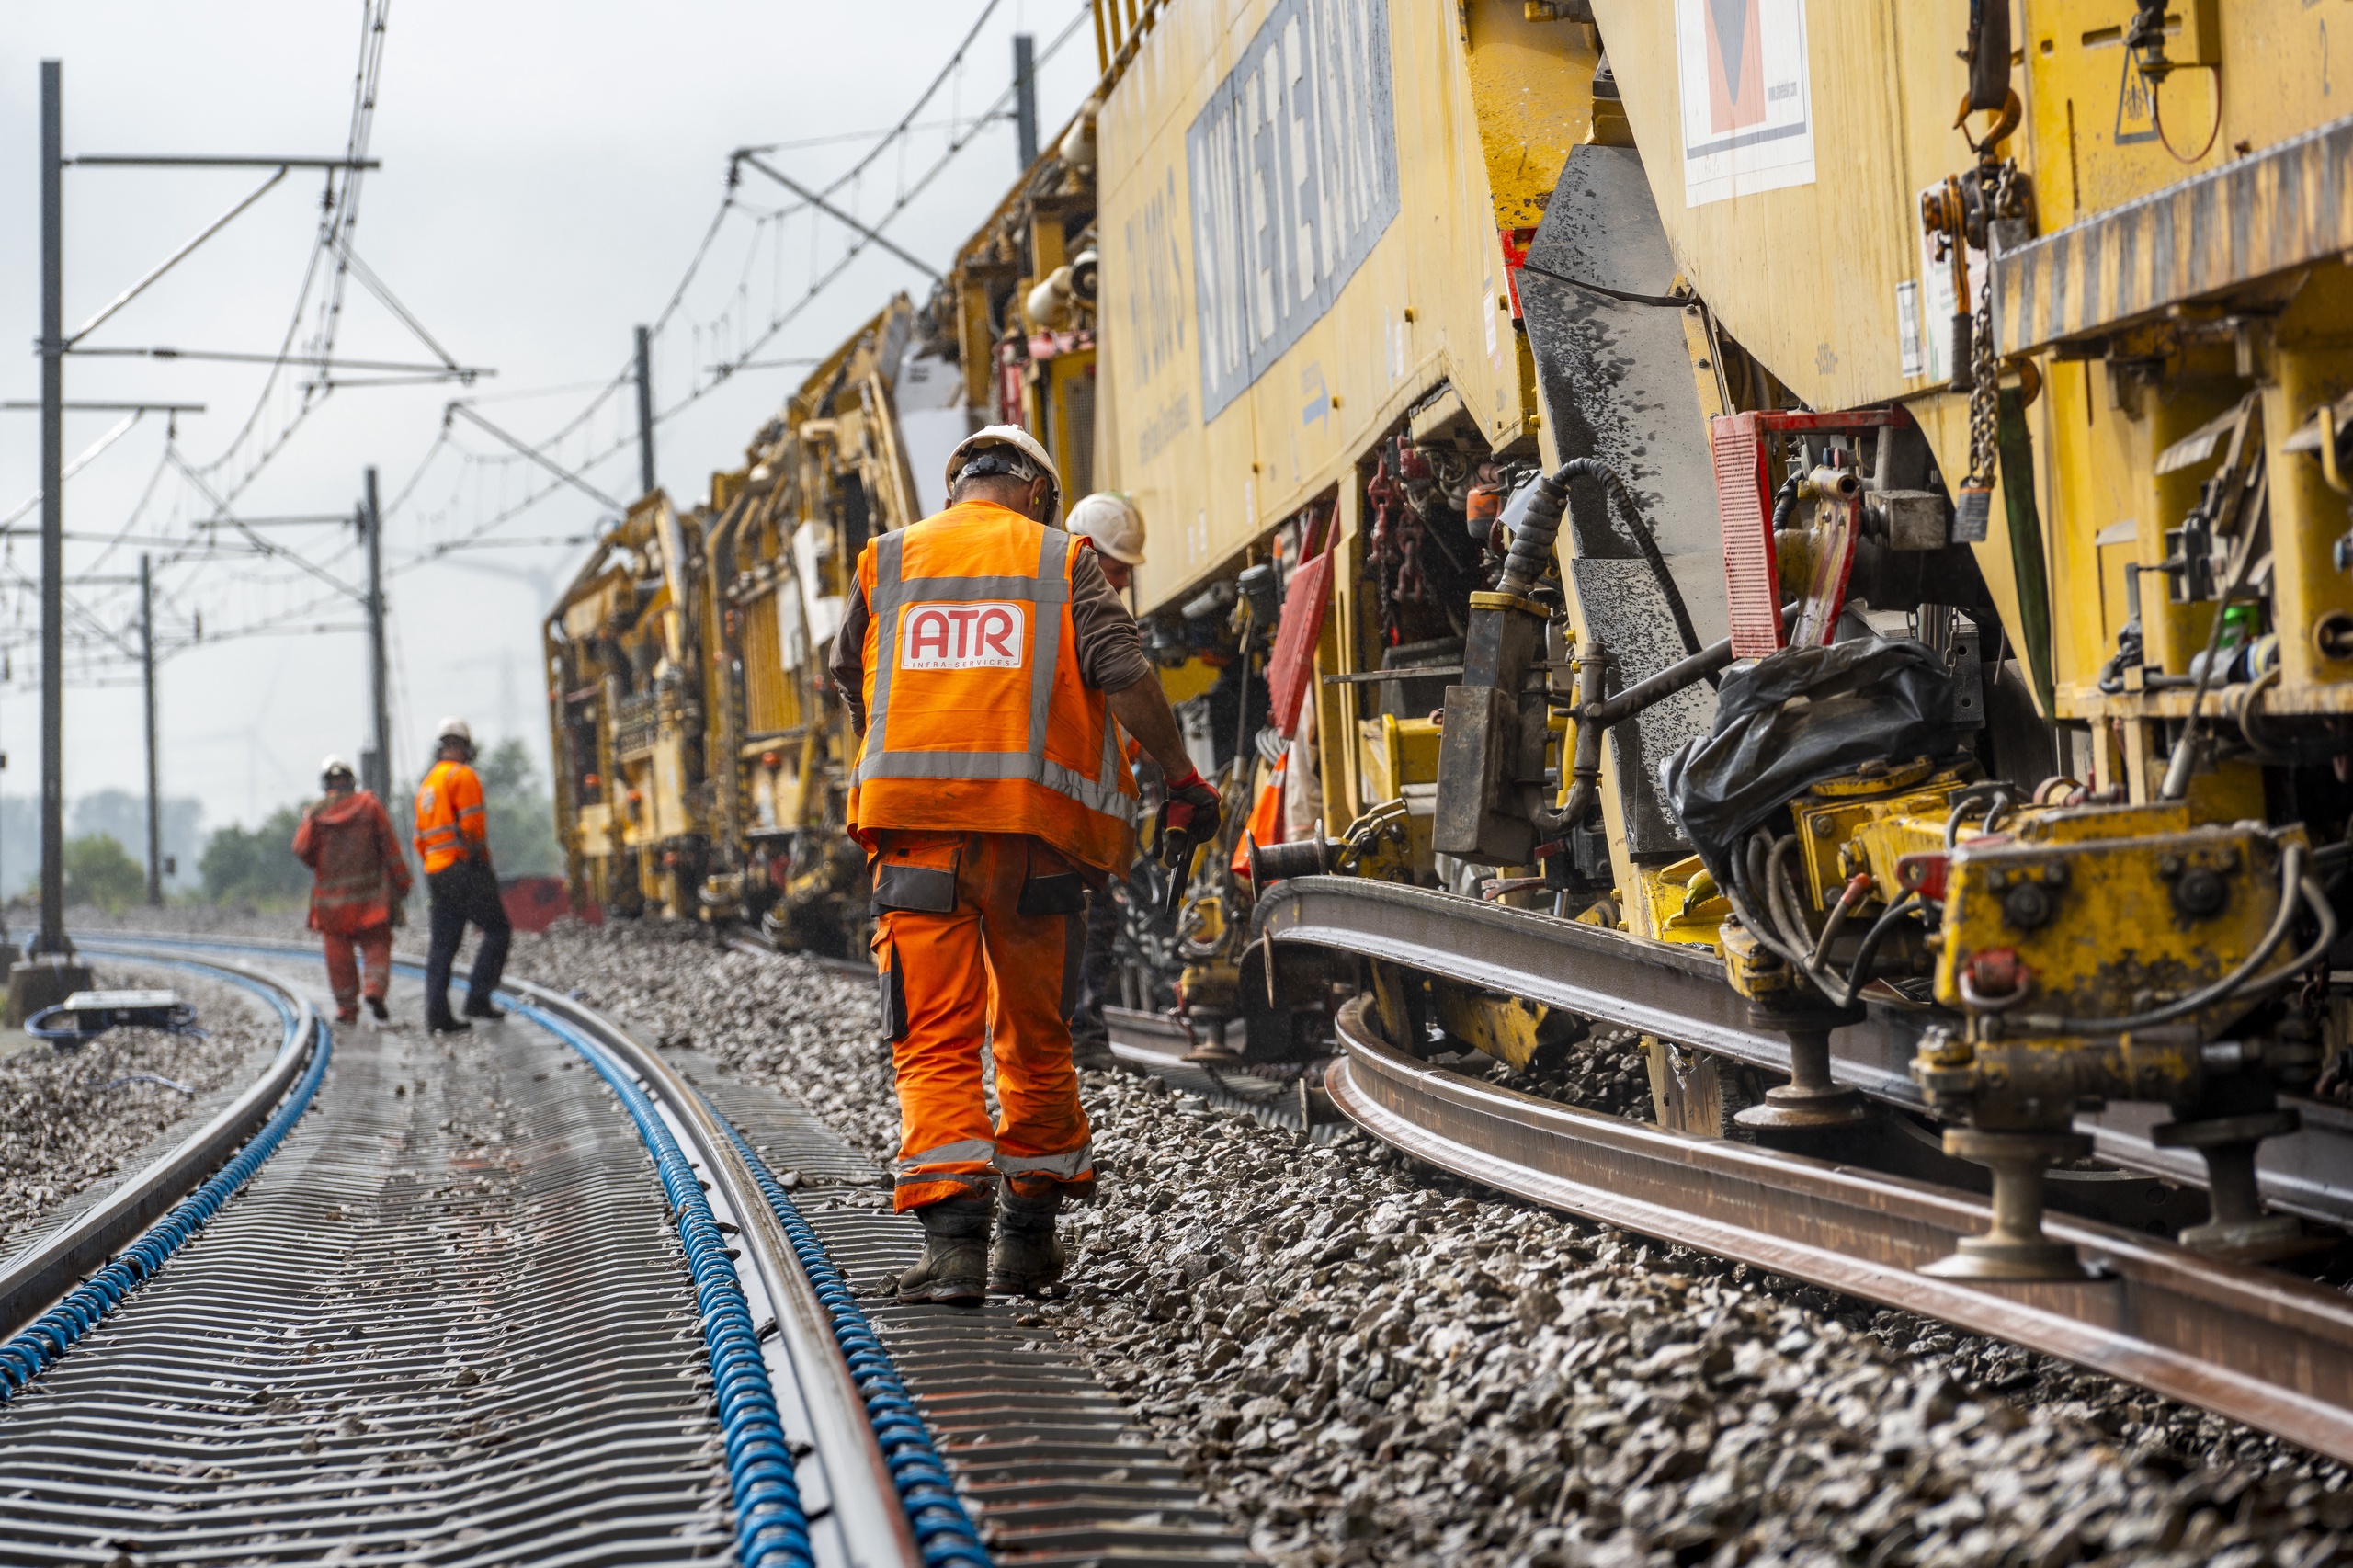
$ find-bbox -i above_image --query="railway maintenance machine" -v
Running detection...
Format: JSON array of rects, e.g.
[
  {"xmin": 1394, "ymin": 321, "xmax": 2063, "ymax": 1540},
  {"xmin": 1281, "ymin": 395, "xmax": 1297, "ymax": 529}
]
[
  {"xmin": 1088, "ymin": 0, "xmax": 2353, "ymax": 1282},
  {"xmin": 551, "ymin": 0, "xmax": 2353, "ymax": 1280}
]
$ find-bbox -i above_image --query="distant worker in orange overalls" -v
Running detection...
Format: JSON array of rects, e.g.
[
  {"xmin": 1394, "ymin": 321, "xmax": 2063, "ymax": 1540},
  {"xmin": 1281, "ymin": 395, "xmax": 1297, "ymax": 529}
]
[
  {"xmin": 831, "ymin": 426, "xmax": 1219, "ymax": 1304},
  {"xmin": 414, "ymin": 717, "xmax": 511, "ymax": 1035},
  {"xmin": 292, "ymin": 755, "xmax": 412, "ymax": 1024}
]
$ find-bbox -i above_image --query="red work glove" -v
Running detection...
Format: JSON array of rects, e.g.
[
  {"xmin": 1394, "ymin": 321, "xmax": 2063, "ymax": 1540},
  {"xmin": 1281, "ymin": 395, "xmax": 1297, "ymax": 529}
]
[{"xmin": 1159, "ymin": 767, "xmax": 1223, "ymax": 864}]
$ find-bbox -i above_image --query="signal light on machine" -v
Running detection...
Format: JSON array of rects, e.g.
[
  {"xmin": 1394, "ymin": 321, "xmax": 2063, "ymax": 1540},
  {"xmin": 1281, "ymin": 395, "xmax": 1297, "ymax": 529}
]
[{"xmin": 761, "ymin": 750, "xmax": 783, "ymax": 771}]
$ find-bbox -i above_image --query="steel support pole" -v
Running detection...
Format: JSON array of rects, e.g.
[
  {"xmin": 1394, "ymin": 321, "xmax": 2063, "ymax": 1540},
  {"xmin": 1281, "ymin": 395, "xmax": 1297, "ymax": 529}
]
[
  {"xmin": 141, "ymin": 554, "xmax": 159, "ymax": 905},
  {"xmin": 1013, "ymin": 35, "xmax": 1039, "ymax": 170},
  {"xmin": 634, "ymin": 324, "xmax": 655, "ymax": 499},
  {"xmin": 364, "ymin": 466, "xmax": 390, "ymax": 804},
  {"xmin": 37, "ymin": 62, "xmax": 65, "ymax": 957}
]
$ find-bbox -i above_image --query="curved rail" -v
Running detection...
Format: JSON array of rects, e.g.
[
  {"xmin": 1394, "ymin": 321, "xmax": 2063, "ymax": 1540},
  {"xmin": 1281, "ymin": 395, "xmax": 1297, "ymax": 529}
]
[
  {"xmin": 82, "ymin": 931, "xmax": 962, "ymax": 1568},
  {"xmin": 0, "ymin": 948, "xmax": 326, "ymax": 1391},
  {"xmin": 503, "ymin": 979, "xmax": 936, "ymax": 1568},
  {"xmin": 1326, "ymin": 994, "xmax": 2353, "ymax": 1465},
  {"xmin": 1256, "ymin": 874, "xmax": 2353, "ymax": 1226}
]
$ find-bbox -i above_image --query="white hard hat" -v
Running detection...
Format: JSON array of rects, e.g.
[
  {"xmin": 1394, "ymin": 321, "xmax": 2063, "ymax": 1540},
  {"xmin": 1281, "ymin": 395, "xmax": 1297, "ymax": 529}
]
[
  {"xmin": 945, "ymin": 424, "xmax": 1062, "ymax": 517},
  {"xmin": 1066, "ymin": 492, "xmax": 1146, "ymax": 565},
  {"xmin": 320, "ymin": 754, "xmax": 354, "ymax": 779},
  {"xmin": 437, "ymin": 716, "xmax": 472, "ymax": 744}
]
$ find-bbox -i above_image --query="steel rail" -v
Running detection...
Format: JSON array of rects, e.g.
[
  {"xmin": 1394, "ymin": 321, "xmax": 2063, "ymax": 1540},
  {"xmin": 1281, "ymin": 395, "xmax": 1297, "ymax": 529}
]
[
  {"xmin": 1255, "ymin": 875, "xmax": 2353, "ymax": 1226},
  {"xmin": 1326, "ymin": 994, "xmax": 2353, "ymax": 1464},
  {"xmin": 80, "ymin": 931, "xmax": 926, "ymax": 1568},
  {"xmin": 0, "ymin": 947, "xmax": 318, "ymax": 1340},
  {"xmin": 502, "ymin": 978, "xmax": 927, "ymax": 1568}
]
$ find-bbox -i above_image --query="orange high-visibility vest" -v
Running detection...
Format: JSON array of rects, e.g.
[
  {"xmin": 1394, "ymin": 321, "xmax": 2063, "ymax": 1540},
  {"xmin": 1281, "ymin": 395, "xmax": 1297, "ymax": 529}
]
[
  {"xmin": 414, "ymin": 759, "xmax": 487, "ymax": 873},
  {"xmin": 848, "ymin": 500, "xmax": 1139, "ymax": 875}
]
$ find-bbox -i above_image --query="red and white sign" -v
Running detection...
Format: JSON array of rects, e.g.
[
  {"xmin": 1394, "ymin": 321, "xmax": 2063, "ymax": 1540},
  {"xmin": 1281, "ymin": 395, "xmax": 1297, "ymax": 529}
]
[
  {"xmin": 1675, "ymin": 0, "xmax": 1814, "ymax": 208},
  {"xmin": 899, "ymin": 601, "xmax": 1027, "ymax": 670}
]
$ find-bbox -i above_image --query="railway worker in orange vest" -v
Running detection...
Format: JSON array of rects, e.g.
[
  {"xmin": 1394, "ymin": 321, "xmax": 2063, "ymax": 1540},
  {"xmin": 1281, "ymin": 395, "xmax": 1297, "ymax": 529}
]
[
  {"xmin": 291, "ymin": 755, "xmax": 411, "ymax": 1024},
  {"xmin": 829, "ymin": 427, "xmax": 1221, "ymax": 1304},
  {"xmin": 414, "ymin": 717, "xmax": 512, "ymax": 1035},
  {"xmin": 1061, "ymin": 492, "xmax": 1150, "ymax": 1071}
]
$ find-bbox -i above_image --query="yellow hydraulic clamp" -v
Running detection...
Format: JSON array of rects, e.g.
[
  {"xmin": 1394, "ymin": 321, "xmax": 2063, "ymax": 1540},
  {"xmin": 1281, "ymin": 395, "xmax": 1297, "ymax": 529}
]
[{"xmin": 1909, "ymin": 812, "xmax": 2332, "ymax": 1277}]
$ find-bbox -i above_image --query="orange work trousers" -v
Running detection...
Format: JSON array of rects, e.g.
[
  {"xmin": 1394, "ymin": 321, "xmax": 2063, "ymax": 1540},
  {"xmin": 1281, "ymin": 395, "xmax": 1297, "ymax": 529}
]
[
  {"xmin": 322, "ymin": 923, "xmax": 393, "ymax": 1009},
  {"xmin": 870, "ymin": 829, "xmax": 1094, "ymax": 1211}
]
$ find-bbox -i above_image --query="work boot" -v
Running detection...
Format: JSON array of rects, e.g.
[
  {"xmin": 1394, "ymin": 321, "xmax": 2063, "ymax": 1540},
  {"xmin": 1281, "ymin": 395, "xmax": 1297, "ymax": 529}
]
[
  {"xmin": 892, "ymin": 1196, "xmax": 991, "ymax": 1306},
  {"xmin": 989, "ymin": 1186, "xmax": 1066, "ymax": 1296},
  {"xmin": 366, "ymin": 996, "xmax": 390, "ymax": 1022},
  {"xmin": 462, "ymin": 996, "xmax": 506, "ymax": 1021},
  {"xmin": 427, "ymin": 1016, "xmax": 472, "ymax": 1036},
  {"xmin": 335, "ymin": 1004, "xmax": 359, "ymax": 1024}
]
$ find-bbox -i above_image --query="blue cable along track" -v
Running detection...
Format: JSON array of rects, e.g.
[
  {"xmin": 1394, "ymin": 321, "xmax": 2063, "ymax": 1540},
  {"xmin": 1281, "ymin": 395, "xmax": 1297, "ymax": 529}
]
[
  {"xmin": 506, "ymin": 994, "xmax": 818, "ymax": 1568},
  {"xmin": 710, "ymin": 1102, "xmax": 992, "ymax": 1568},
  {"xmin": 63, "ymin": 935, "xmax": 995, "ymax": 1568},
  {"xmin": 0, "ymin": 962, "xmax": 328, "ymax": 1403}
]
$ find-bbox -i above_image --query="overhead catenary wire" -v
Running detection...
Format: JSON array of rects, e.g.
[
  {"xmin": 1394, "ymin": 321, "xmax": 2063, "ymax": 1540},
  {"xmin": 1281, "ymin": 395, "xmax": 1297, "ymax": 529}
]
[{"xmin": 383, "ymin": 0, "xmax": 1089, "ymax": 573}]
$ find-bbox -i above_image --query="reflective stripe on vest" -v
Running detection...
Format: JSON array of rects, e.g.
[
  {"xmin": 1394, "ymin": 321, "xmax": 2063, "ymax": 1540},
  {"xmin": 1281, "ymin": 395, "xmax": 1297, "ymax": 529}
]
[
  {"xmin": 415, "ymin": 762, "xmax": 480, "ymax": 870},
  {"xmin": 858, "ymin": 525, "xmax": 1131, "ymax": 822}
]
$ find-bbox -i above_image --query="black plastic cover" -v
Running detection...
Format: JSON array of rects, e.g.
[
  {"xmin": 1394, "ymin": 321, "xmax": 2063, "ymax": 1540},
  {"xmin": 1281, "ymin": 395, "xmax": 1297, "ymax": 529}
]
[{"xmin": 1658, "ymin": 640, "xmax": 1963, "ymax": 891}]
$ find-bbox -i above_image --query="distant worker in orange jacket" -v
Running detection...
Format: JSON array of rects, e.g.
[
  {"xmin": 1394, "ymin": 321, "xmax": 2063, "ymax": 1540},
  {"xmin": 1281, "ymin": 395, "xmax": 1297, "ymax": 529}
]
[
  {"xmin": 292, "ymin": 755, "xmax": 412, "ymax": 1024},
  {"xmin": 830, "ymin": 427, "xmax": 1219, "ymax": 1304},
  {"xmin": 414, "ymin": 717, "xmax": 511, "ymax": 1035}
]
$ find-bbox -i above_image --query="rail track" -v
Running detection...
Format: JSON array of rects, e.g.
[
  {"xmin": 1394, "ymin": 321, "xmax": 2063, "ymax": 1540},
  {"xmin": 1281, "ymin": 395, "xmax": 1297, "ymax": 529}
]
[
  {"xmin": 0, "ymin": 933, "xmax": 1255, "ymax": 1567},
  {"xmin": 727, "ymin": 915, "xmax": 2353, "ymax": 1465}
]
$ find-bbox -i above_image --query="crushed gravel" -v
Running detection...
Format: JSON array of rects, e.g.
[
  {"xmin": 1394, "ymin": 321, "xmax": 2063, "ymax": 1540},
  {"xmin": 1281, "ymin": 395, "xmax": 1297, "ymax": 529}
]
[
  {"xmin": 0, "ymin": 965, "xmax": 276, "ymax": 1247},
  {"xmin": 406, "ymin": 921, "xmax": 2353, "ymax": 1562}
]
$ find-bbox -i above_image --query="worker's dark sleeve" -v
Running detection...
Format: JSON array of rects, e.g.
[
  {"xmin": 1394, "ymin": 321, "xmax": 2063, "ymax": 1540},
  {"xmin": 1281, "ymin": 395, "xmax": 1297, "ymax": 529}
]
[
  {"xmin": 372, "ymin": 795, "xmax": 412, "ymax": 894},
  {"xmin": 1069, "ymin": 547, "xmax": 1154, "ymax": 694},
  {"xmin": 830, "ymin": 580, "xmax": 871, "ymax": 734}
]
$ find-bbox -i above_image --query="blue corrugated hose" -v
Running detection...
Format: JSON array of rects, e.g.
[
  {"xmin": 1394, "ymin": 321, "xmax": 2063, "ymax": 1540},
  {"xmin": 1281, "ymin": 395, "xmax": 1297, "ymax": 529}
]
[
  {"xmin": 508, "ymin": 999, "xmax": 815, "ymax": 1568},
  {"xmin": 0, "ymin": 971, "xmax": 326, "ymax": 1402},
  {"xmin": 710, "ymin": 1105, "xmax": 992, "ymax": 1568}
]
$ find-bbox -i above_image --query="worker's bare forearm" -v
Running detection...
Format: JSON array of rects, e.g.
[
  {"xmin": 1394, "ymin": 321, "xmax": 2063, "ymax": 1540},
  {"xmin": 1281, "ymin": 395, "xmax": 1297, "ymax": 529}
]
[{"xmin": 1106, "ymin": 676, "xmax": 1194, "ymax": 781}]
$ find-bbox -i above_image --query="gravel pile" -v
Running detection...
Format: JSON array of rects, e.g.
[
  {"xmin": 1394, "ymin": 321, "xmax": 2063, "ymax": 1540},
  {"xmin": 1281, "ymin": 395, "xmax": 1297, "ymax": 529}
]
[
  {"xmin": 1463, "ymin": 1024, "xmax": 1655, "ymax": 1121},
  {"xmin": 518, "ymin": 919, "xmax": 2352, "ymax": 1568},
  {"xmin": 0, "ymin": 967, "xmax": 274, "ymax": 1245}
]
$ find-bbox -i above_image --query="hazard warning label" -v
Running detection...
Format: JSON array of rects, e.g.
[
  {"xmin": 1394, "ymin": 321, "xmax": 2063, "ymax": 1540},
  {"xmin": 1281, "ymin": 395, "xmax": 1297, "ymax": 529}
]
[{"xmin": 1675, "ymin": 0, "xmax": 1816, "ymax": 208}]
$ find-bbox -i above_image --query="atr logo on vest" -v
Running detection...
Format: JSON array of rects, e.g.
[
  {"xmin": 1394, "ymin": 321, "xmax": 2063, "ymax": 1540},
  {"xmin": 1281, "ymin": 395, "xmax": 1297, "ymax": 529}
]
[{"xmin": 900, "ymin": 601, "xmax": 1028, "ymax": 670}]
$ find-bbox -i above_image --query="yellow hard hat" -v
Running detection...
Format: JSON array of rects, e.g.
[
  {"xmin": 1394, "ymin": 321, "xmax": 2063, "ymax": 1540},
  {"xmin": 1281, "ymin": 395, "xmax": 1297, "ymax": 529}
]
[
  {"xmin": 1066, "ymin": 492, "xmax": 1145, "ymax": 565},
  {"xmin": 945, "ymin": 424, "xmax": 1062, "ymax": 519}
]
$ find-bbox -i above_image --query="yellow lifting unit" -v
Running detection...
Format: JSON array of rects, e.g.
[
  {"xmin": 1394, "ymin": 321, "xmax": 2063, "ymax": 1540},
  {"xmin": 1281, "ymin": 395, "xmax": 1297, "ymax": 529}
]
[{"xmin": 544, "ymin": 488, "xmax": 716, "ymax": 920}]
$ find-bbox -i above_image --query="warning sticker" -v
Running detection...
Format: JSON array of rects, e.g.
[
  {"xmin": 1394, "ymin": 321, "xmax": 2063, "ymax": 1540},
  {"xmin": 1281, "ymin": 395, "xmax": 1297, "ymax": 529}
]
[
  {"xmin": 899, "ymin": 601, "xmax": 1027, "ymax": 670},
  {"xmin": 1675, "ymin": 0, "xmax": 1816, "ymax": 208}
]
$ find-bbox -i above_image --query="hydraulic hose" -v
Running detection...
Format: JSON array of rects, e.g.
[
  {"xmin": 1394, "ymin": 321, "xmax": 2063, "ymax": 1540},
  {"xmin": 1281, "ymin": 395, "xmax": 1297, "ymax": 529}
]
[
  {"xmin": 1500, "ymin": 457, "xmax": 1702, "ymax": 662},
  {"xmin": 1757, "ymin": 835, "xmax": 1923, "ymax": 1010},
  {"xmin": 1534, "ymin": 601, "xmax": 1795, "ymax": 844}
]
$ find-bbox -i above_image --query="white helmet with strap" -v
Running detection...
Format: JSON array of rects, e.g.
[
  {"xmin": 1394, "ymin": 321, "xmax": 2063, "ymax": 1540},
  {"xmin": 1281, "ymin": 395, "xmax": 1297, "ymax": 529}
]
[
  {"xmin": 1065, "ymin": 492, "xmax": 1146, "ymax": 565},
  {"xmin": 944, "ymin": 425, "xmax": 1063, "ymax": 522}
]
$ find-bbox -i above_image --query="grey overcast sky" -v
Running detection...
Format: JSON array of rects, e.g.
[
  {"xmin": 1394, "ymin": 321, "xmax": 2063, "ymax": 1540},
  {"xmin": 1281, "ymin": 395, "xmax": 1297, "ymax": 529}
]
[{"xmin": 0, "ymin": 1, "xmax": 1094, "ymax": 851}]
